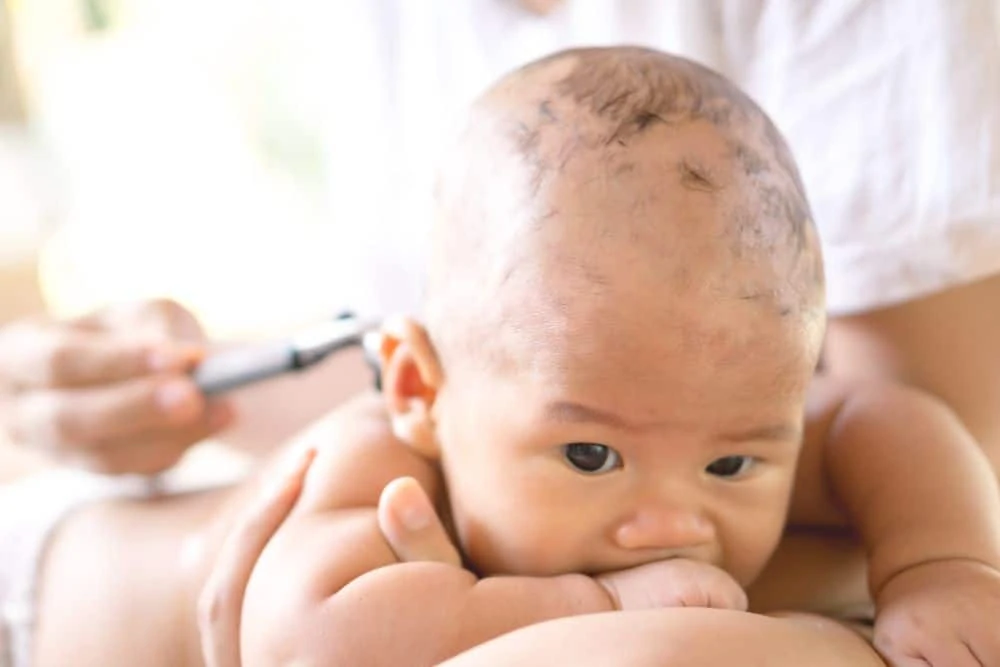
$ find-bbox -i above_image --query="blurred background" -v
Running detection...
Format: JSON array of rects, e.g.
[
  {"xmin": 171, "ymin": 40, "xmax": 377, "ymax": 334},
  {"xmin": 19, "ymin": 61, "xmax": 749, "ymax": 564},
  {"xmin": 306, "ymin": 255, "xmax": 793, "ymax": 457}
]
[
  {"xmin": 0, "ymin": 0, "xmax": 380, "ymax": 339},
  {"xmin": 2, "ymin": 1, "xmax": 1000, "ymax": 340}
]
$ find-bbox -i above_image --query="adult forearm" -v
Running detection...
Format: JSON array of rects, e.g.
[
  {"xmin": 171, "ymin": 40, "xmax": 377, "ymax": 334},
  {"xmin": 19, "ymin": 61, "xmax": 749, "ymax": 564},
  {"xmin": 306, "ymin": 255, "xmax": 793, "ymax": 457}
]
[{"xmin": 824, "ymin": 385, "xmax": 1000, "ymax": 595}]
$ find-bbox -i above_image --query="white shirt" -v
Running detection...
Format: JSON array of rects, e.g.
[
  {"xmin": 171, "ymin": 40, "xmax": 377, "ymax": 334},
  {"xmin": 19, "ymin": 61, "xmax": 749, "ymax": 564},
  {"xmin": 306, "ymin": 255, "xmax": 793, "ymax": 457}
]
[{"xmin": 33, "ymin": 0, "xmax": 1000, "ymax": 332}]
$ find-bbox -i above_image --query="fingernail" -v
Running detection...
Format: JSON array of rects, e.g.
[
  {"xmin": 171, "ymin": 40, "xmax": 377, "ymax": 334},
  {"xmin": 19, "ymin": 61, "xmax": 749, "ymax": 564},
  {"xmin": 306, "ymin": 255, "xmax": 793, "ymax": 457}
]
[
  {"xmin": 156, "ymin": 380, "xmax": 195, "ymax": 413},
  {"xmin": 148, "ymin": 345, "xmax": 203, "ymax": 372},
  {"xmin": 397, "ymin": 483, "xmax": 432, "ymax": 531},
  {"xmin": 147, "ymin": 349, "xmax": 182, "ymax": 372}
]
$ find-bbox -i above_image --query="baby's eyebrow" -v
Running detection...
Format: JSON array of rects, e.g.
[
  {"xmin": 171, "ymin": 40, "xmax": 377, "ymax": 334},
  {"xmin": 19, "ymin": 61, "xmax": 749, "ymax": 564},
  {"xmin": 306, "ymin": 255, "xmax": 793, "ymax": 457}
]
[
  {"xmin": 720, "ymin": 423, "xmax": 801, "ymax": 443},
  {"xmin": 543, "ymin": 400, "xmax": 633, "ymax": 429},
  {"xmin": 544, "ymin": 400, "xmax": 800, "ymax": 443}
]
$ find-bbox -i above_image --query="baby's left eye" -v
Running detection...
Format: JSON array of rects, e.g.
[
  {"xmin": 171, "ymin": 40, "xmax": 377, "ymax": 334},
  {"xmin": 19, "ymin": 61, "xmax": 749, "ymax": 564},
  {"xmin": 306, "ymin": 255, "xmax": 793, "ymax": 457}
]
[{"xmin": 705, "ymin": 456, "xmax": 755, "ymax": 478}]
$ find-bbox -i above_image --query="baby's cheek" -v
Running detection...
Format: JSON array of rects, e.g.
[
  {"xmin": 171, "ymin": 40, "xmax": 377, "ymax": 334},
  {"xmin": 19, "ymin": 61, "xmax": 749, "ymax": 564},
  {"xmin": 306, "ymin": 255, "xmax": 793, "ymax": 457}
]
[
  {"xmin": 455, "ymin": 501, "xmax": 583, "ymax": 576},
  {"xmin": 722, "ymin": 511, "xmax": 787, "ymax": 586}
]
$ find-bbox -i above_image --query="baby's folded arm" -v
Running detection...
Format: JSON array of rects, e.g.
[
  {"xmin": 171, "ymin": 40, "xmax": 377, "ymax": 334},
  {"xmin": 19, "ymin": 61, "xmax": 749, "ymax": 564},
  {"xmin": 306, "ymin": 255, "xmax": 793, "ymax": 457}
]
[
  {"xmin": 748, "ymin": 377, "xmax": 1000, "ymax": 663},
  {"xmin": 319, "ymin": 560, "xmax": 616, "ymax": 665},
  {"xmin": 240, "ymin": 503, "xmax": 615, "ymax": 666},
  {"xmin": 237, "ymin": 401, "xmax": 442, "ymax": 664},
  {"xmin": 819, "ymin": 381, "xmax": 1000, "ymax": 598},
  {"xmin": 238, "ymin": 404, "xmax": 616, "ymax": 666}
]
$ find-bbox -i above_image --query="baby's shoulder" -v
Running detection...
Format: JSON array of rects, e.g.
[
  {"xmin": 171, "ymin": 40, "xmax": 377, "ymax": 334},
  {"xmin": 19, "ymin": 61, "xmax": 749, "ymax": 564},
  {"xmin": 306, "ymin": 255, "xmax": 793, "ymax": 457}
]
[
  {"xmin": 804, "ymin": 374, "xmax": 949, "ymax": 448},
  {"xmin": 802, "ymin": 375, "xmax": 855, "ymax": 445},
  {"xmin": 292, "ymin": 392, "xmax": 443, "ymax": 513}
]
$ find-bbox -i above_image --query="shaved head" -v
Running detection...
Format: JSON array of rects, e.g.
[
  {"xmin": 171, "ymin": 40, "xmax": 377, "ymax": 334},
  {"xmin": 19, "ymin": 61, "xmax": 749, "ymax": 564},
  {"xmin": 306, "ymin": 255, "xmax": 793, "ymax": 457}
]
[
  {"xmin": 427, "ymin": 47, "xmax": 824, "ymax": 378},
  {"xmin": 413, "ymin": 49, "xmax": 826, "ymax": 582}
]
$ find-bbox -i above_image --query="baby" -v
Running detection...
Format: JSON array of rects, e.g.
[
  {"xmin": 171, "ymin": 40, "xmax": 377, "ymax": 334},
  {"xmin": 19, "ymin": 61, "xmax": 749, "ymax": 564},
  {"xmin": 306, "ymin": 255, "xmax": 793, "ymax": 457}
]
[
  {"xmin": 13, "ymin": 46, "xmax": 1000, "ymax": 667},
  {"xmin": 236, "ymin": 47, "xmax": 1000, "ymax": 666}
]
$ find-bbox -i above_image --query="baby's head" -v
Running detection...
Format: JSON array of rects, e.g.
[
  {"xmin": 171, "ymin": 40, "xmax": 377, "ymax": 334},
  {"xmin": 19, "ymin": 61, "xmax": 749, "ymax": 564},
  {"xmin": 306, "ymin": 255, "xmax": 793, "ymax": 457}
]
[{"xmin": 379, "ymin": 47, "xmax": 824, "ymax": 587}]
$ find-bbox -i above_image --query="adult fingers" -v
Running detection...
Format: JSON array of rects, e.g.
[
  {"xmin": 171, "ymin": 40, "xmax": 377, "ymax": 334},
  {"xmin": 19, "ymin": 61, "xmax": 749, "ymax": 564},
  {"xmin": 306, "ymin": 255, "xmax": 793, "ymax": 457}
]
[
  {"xmin": 81, "ymin": 298, "xmax": 206, "ymax": 343},
  {"xmin": 61, "ymin": 401, "xmax": 235, "ymax": 475},
  {"xmin": 198, "ymin": 447, "xmax": 316, "ymax": 667},
  {"xmin": 4, "ymin": 375, "xmax": 211, "ymax": 450},
  {"xmin": 377, "ymin": 477, "xmax": 462, "ymax": 567},
  {"xmin": 0, "ymin": 320, "xmax": 202, "ymax": 390}
]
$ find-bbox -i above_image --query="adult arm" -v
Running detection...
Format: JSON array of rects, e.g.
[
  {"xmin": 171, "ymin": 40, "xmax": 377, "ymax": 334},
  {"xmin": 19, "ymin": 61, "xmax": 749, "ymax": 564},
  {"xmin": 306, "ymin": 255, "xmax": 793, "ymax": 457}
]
[{"xmin": 0, "ymin": 299, "xmax": 370, "ymax": 472}]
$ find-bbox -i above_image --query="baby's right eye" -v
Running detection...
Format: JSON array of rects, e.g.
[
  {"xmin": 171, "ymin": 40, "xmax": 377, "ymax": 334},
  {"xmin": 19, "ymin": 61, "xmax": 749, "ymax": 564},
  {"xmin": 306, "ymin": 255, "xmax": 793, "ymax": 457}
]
[{"xmin": 563, "ymin": 443, "xmax": 622, "ymax": 474}]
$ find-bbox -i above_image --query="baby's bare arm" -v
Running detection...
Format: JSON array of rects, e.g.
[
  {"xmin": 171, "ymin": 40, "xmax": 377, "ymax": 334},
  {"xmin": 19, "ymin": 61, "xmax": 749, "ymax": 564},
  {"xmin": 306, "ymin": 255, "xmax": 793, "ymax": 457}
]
[
  {"xmin": 822, "ymin": 379, "xmax": 1000, "ymax": 593},
  {"xmin": 240, "ymin": 394, "xmax": 614, "ymax": 667},
  {"xmin": 813, "ymin": 379, "xmax": 1000, "ymax": 664},
  {"xmin": 777, "ymin": 376, "xmax": 1000, "ymax": 599}
]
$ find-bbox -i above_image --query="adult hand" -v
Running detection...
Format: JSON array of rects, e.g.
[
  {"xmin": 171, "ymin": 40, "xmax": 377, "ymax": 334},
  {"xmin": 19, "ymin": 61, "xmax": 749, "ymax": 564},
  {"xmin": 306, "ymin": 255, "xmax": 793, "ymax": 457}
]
[
  {"xmin": 596, "ymin": 558, "xmax": 749, "ymax": 612},
  {"xmin": 198, "ymin": 446, "xmax": 316, "ymax": 667},
  {"xmin": 0, "ymin": 299, "xmax": 233, "ymax": 474}
]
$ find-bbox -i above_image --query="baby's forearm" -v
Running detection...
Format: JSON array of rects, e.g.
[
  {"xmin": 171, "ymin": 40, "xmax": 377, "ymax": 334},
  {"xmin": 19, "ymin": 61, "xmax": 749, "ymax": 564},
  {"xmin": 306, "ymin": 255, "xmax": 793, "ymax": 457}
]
[
  {"xmin": 824, "ymin": 385, "xmax": 1000, "ymax": 597},
  {"xmin": 310, "ymin": 562, "xmax": 615, "ymax": 665}
]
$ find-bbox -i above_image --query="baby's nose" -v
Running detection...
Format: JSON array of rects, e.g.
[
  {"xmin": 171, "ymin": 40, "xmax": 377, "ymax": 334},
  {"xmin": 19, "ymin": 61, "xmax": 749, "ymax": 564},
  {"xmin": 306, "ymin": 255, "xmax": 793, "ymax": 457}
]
[{"xmin": 613, "ymin": 504, "xmax": 715, "ymax": 552}]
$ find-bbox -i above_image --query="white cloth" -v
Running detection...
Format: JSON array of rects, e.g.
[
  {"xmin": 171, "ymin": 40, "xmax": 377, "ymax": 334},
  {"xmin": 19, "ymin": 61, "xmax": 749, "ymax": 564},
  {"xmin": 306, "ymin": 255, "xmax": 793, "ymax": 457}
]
[
  {"xmin": 0, "ymin": 471, "xmax": 160, "ymax": 667},
  {"xmin": 310, "ymin": 0, "xmax": 1000, "ymax": 317},
  {"xmin": 707, "ymin": 0, "xmax": 1000, "ymax": 313},
  {"xmin": 0, "ymin": 464, "xmax": 241, "ymax": 667}
]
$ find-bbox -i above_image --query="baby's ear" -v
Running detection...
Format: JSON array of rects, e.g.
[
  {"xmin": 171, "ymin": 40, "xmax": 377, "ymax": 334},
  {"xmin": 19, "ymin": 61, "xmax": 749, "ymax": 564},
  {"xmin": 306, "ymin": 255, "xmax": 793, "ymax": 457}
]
[{"xmin": 378, "ymin": 317, "xmax": 444, "ymax": 458}]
